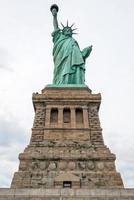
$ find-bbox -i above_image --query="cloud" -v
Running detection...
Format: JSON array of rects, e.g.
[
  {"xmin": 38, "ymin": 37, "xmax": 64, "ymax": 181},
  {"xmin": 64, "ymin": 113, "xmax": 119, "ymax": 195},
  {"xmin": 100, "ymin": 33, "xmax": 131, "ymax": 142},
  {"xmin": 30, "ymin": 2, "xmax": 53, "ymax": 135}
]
[
  {"xmin": 0, "ymin": 158, "xmax": 18, "ymax": 188},
  {"xmin": 0, "ymin": 114, "xmax": 29, "ymax": 187},
  {"xmin": 0, "ymin": 116, "xmax": 27, "ymax": 147},
  {"xmin": 104, "ymin": 130, "xmax": 134, "ymax": 188},
  {"xmin": 0, "ymin": 47, "xmax": 13, "ymax": 72},
  {"xmin": 117, "ymin": 161, "xmax": 134, "ymax": 188},
  {"xmin": 0, "ymin": 64, "xmax": 13, "ymax": 72}
]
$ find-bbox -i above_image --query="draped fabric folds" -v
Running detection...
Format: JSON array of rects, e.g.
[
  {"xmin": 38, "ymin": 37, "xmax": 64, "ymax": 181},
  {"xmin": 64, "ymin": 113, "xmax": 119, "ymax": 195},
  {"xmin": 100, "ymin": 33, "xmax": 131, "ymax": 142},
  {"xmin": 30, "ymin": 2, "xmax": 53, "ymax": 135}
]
[{"xmin": 52, "ymin": 29, "xmax": 85, "ymax": 84}]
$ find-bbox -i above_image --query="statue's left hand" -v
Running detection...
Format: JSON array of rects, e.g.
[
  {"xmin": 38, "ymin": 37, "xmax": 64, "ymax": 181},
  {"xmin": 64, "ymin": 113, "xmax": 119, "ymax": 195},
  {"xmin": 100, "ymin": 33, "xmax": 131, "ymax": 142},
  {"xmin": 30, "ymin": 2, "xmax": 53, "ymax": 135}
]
[{"xmin": 81, "ymin": 45, "xmax": 93, "ymax": 59}]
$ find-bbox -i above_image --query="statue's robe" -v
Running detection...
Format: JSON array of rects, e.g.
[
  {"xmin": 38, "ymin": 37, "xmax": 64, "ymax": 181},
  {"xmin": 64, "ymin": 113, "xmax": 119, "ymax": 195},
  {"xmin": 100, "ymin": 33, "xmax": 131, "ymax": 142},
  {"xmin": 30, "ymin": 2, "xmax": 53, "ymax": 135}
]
[{"xmin": 52, "ymin": 29, "xmax": 85, "ymax": 84}]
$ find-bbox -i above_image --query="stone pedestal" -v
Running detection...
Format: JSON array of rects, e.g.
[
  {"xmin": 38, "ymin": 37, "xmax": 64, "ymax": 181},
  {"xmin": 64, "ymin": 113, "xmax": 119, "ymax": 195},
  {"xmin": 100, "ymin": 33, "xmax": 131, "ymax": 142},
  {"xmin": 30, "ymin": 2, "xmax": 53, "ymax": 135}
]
[
  {"xmin": 1, "ymin": 188, "xmax": 134, "ymax": 200},
  {"xmin": 11, "ymin": 86, "xmax": 123, "ymax": 189}
]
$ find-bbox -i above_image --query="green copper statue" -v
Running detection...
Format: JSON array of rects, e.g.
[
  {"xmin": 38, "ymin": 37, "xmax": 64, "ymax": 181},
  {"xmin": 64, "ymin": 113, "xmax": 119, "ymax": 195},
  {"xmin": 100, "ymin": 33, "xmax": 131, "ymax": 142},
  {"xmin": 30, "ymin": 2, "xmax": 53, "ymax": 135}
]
[{"xmin": 50, "ymin": 4, "xmax": 92, "ymax": 85}]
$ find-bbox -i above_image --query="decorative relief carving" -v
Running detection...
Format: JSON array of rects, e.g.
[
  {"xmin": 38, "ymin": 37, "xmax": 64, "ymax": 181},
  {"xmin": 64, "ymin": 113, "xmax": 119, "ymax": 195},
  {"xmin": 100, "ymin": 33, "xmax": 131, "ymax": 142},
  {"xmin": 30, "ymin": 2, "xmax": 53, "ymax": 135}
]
[
  {"xmin": 30, "ymin": 161, "xmax": 39, "ymax": 170},
  {"xmin": 87, "ymin": 161, "xmax": 95, "ymax": 170},
  {"xmin": 96, "ymin": 162, "xmax": 104, "ymax": 170},
  {"xmin": 40, "ymin": 161, "xmax": 47, "ymax": 170},
  {"xmin": 59, "ymin": 161, "xmax": 67, "ymax": 170},
  {"xmin": 78, "ymin": 162, "xmax": 86, "ymax": 170},
  {"xmin": 48, "ymin": 162, "xmax": 57, "ymax": 170},
  {"xmin": 105, "ymin": 162, "xmax": 115, "ymax": 170},
  {"xmin": 68, "ymin": 162, "xmax": 76, "ymax": 170}
]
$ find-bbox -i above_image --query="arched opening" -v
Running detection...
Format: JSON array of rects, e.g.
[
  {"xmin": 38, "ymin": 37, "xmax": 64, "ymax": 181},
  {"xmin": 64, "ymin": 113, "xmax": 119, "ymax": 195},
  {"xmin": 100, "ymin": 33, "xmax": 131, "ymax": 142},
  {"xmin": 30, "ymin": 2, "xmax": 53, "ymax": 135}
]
[
  {"xmin": 63, "ymin": 108, "xmax": 71, "ymax": 127},
  {"xmin": 76, "ymin": 108, "xmax": 83, "ymax": 127},
  {"xmin": 50, "ymin": 108, "xmax": 58, "ymax": 125}
]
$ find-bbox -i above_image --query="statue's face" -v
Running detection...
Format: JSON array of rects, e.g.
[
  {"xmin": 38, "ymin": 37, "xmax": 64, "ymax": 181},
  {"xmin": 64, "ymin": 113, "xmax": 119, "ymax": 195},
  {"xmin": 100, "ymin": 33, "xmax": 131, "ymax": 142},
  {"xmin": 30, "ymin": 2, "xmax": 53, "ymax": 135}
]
[{"xmin": 62, "ymin": 27, "xmax": 72, "ymax": 37}]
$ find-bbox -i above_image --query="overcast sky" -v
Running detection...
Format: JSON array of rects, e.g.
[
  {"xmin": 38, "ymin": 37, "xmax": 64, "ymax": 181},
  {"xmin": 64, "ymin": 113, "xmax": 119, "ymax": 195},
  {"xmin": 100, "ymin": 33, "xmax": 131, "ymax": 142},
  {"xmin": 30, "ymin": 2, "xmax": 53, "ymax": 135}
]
[{"xmin": 0, "ymin": 0, "xmax": 134, "ymax": 188}]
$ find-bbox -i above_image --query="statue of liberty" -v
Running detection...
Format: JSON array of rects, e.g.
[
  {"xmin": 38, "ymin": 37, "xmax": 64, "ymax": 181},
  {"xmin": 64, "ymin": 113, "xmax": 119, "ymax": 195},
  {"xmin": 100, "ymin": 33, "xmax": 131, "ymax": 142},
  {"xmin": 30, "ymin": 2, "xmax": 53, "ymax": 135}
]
[{"xmin": 50, "ymin": 4, "xmax": 92, "ymax": 85}]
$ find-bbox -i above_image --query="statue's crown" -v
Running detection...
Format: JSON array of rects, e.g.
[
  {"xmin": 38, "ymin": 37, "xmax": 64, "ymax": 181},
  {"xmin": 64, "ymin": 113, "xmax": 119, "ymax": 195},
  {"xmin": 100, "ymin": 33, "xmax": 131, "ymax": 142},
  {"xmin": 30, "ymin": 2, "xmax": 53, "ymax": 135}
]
[{"xmin": 61, "ymin": 21, "xmax": 77, "ymax": 34}]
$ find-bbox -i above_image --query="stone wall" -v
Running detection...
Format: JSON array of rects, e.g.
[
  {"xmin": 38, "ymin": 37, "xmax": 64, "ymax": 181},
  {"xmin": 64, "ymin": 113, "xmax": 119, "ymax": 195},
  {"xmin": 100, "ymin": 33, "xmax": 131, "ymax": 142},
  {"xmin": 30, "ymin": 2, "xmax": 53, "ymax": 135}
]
[
  {"xmin": 0, "ymin": 188, "xmax": 134, "ymax": 200},
  {"xmin": 11, "ymin": 87, "xmax": 123, "ymax": 189}
]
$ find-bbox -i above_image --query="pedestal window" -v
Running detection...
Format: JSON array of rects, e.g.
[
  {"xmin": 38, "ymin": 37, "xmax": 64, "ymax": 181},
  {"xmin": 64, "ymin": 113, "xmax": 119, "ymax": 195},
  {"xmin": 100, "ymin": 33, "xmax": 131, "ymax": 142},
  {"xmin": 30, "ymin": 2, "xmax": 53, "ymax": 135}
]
[
  {"xmin": 76, "ymin": 108, "xmax": 83, "ymax": 128},
  {"xmin": 63, "ymin": 108, "xmax": 71, "ymax": 127},
  {"xmin": 50, "ymin": 108, "xmax": 58, "ymax": 125}
]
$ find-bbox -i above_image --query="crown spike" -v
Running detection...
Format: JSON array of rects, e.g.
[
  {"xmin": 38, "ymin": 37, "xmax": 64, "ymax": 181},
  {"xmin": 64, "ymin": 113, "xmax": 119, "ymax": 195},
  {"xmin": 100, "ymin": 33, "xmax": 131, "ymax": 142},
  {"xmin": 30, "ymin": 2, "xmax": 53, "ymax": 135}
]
[
  {"xmin": 72, "ymin": 32, "xmax": 78, "ymax": 35},
  {"xmin": 72, "ymin": 28, "xmax": 77, "ymax": 31},
  {"xmin": 70, "ymin": 23, "xmax": 75, "ymax": 28},
  {"xmin": 61, "ymin": 22, "xmax": 65, "ymax": 28},
  {"xmin": 67, "ymin": 20, "xmax": 69, "ymax": 27}
]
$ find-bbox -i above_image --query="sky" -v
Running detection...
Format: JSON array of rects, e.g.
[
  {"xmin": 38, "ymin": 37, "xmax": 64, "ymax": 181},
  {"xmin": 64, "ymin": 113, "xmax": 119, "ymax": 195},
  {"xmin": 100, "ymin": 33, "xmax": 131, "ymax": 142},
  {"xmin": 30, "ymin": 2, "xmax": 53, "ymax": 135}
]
[{"xmin": 0, "ymin": 0, "xmax": 134, "ymax": 188}]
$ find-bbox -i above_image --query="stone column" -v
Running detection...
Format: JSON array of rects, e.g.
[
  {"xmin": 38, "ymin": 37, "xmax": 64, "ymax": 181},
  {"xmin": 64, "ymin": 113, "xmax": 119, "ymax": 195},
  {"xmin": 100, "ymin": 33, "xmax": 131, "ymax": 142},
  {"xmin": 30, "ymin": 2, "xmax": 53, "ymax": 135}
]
[
  {"xmin": 83, "ymin": 107, "xmax": 89, "ymax": 128},
  {"xmin": 58, "ymin": 107, "xmax": 63, "ymax": 128},
  {"xmin": 71, "ymin": 107, "xmax": 76, "ymax": 128},
  {"xmin": 45, "ymin": 107, "xmax": 51, "ymax": 128}
]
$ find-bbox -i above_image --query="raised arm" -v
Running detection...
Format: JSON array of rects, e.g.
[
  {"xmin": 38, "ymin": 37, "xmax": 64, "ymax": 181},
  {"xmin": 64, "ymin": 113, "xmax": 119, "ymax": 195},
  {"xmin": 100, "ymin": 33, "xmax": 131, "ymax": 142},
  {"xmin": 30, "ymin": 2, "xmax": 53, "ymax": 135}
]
[{"xmin": 50, "ymin": 4, "xmax": 59, "ymax": 31}]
